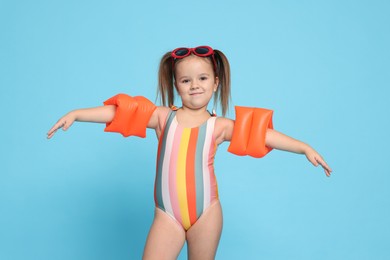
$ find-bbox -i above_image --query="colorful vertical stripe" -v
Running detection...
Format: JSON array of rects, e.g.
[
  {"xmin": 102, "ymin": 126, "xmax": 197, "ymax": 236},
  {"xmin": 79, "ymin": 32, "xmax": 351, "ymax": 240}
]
[{"xmin": 154, "ymin": 110, "xmax": 218, "ymax": 230}]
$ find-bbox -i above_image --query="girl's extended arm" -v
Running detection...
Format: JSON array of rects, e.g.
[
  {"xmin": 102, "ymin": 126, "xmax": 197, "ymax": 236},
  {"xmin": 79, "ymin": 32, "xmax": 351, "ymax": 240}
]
[
  {"xmin": 265, "ymin": 129, "xmax": 332, "ymax": 177},
  {"xmin": 47, "ymin": 105, "xmax": 116, "ymax": 139}
]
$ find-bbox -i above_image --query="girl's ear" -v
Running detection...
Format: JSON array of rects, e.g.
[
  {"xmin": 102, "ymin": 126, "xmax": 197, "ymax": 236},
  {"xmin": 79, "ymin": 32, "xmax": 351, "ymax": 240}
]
[{"xmin": 214, "ymin": 76, "xmax": 219, "ymax": 92}]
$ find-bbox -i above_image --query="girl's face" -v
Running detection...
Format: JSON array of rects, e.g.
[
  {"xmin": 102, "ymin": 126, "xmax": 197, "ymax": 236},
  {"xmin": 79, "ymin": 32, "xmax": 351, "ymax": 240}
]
[{"xmin": 174, "ymin": 55, "xmax": 219, "ymax": 112}]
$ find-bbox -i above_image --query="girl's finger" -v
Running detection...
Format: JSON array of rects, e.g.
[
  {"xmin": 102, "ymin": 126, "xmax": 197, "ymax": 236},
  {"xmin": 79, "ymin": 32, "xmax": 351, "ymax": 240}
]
[
  {"xmin": 317, "ymin": 159, "xmax": 332, "ymax": 176},
  {"xmin": 47, "ymin": 127, "xmax": 56, "ymax": 137},
  {"xmin": 325, "ymin": 168, "xmax": 331, "ymax": 177},
  {"xmin": 309, "ymin": 156, "xmax": 319, "ymax": 167},
  {"xmin": 312, "ymin": 156, "xmax": 332, "ymax": 177},
  {"xmin": 62, "ymin": 121, "xmax": 71, "ymax": 131},
  {"xmin": 48, "ymin": 125, "xmax": 59, "ymax": 136},
  {"xmin": 47, "ymin": 122, "xmax": 65, "ymax": 138},
  {"xmin": 47, "ymin": 126, "xmax": 60, "ymax": 138},
  {"xmin": 318, "ymin": 159, "xmax": 332, "ymax": 173},
  {"xmin": 47, "ymin": 130, "xmax": 56, "ymax": 139}
]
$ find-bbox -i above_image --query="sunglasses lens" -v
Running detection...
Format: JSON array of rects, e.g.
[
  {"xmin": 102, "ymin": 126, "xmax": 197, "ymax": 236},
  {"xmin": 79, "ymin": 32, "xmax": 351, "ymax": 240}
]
[
  {"xmin": 175, "ymin": 48, "xmax": 190, "ymax": 57},
  {"xmin": 195, "ymin": 47, "xmax": 210, "ymax": 55}
]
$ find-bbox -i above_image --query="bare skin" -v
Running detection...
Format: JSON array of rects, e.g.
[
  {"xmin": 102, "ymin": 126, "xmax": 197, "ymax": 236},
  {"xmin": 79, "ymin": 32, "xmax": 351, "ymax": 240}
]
[
  {"xmin": 142, "ymin": 201, "xmax": 222, "ymax": 260},
  {"xmin": 142, "ymin": 208, "xmax": 186, "ymax": 260},
  {"xmin": 186, "ymin": 200, "xmax": 223, "ymax": 260}
]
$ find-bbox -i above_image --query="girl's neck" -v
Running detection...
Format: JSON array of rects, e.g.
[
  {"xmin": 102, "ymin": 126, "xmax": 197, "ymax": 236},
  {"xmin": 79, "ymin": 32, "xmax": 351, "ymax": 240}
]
[{"xmin": 176, "ymin": 106, "xmax": 211, "ymax": 128}]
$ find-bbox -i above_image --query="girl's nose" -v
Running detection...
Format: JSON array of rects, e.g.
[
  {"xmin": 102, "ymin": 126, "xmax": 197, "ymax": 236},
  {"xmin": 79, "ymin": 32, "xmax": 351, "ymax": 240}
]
[{"xmin": 190, "ymin": 81, "xmax": 199, "ymax": 90}]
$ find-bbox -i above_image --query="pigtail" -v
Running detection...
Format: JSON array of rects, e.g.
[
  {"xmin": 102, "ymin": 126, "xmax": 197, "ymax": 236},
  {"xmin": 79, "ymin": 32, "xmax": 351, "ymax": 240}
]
[
  {"xmin": 214, "ymin": 50, "xmax": 231, "ymax": 116},
  {"xmin": 157, "ymin": 52, "xmax": 175, "ymax": 107}
]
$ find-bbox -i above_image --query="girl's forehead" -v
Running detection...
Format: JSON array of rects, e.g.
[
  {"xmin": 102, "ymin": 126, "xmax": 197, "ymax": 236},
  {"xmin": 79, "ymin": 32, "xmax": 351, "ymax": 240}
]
[{"xmin": 175, "ymin": 55, "xmax": 214, "ymax": 72}]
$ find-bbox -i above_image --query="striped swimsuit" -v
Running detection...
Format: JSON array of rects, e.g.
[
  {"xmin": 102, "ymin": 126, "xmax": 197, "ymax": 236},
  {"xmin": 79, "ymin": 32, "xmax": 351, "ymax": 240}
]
[{"xmin": 154, "ymin": 109, "xmax": 218, "ymax": 231}]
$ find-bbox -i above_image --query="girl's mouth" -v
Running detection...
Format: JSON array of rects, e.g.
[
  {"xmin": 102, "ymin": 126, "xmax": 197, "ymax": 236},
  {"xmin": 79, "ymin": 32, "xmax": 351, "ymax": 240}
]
[{"xmin": 190, "ymin": 92, "xmax": 203, "ymax": 96}]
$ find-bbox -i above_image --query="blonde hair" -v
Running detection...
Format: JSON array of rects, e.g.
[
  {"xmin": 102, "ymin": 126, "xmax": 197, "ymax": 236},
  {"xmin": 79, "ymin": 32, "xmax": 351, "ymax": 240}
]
[{"xmin": 157, "ymin": 49, "xmax": 231, "ymax": 116}]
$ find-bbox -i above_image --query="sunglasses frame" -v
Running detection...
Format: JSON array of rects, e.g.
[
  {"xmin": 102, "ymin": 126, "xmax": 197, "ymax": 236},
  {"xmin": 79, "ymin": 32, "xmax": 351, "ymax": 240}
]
[{"xmin": 171, "ymin": 46, "xmax": 217, "ymax": 73}]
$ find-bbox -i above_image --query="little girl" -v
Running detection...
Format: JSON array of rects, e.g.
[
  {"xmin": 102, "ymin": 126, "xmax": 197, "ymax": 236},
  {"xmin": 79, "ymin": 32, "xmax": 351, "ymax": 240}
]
[{"xmin": 47, "ymin": 46, "xmax": 332, "ymax": 260}]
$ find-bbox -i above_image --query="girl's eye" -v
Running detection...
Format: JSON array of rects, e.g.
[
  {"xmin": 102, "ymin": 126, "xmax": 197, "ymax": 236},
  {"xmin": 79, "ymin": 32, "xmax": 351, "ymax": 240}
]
[
  {"xmin": 200, "ymin": 76, "xmax": 208, "ymax": 81},
  {"xmin": 182, "ymin": 79, "xmax": 190, "ymax": 83}
]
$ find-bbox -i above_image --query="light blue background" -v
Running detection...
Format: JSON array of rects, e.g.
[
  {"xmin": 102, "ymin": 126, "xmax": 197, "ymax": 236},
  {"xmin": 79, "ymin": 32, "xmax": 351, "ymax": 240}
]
[{"xmin": 1, "ymin": 0, "xmax": 389, "ymax": 259}]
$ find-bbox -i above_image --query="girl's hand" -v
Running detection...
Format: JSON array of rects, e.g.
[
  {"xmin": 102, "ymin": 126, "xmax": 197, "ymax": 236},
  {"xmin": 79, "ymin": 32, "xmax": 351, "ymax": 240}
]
[
  {"xmin": 304, "ymin": 147, "xmax": 333, "ymax": 177},
  {"xmin": 47, "ymin": 111, "xmax": 76, "ymax": 139}
]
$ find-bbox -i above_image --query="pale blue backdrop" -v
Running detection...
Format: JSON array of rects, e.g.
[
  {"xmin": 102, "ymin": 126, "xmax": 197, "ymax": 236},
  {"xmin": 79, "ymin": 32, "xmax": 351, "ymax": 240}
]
[{"xmin": 1, "ymin": 0, "xmax": 389, "ymax": 259}]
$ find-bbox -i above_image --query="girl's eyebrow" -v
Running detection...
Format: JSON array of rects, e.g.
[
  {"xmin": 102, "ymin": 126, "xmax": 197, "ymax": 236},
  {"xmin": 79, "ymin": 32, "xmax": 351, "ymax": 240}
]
[
  {"xmin": 177, "ymin": 75, "xmax": 189, "ymax": 81},
  {"xmin": 195, "ymin": 73, "xmax": 211, "ymax": 78},
  {"xmin": 178, "ymin": 73, "xmax": 210, "ymax": 81}
]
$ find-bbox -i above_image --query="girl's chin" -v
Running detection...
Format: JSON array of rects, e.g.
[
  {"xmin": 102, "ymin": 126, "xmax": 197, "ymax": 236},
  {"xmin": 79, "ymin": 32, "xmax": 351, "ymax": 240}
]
[{"xmin": 183, "ymin": 103, "xmax": 209, "ymax": 110}]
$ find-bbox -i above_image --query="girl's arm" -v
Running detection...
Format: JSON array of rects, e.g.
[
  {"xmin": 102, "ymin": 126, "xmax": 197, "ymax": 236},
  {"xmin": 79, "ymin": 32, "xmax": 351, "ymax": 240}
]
[
  {"xmin": 265, "ymin": 129, "xmax": 332, "ymax": 177},
  {"xmin": 47, "ymin": 105, "xmax": 116, "ymax": 139}
]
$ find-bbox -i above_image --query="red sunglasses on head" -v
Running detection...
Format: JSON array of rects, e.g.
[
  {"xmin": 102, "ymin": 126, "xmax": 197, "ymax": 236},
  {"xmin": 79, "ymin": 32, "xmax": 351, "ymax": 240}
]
[{"xmin": 171, "ymin": 45, "xmax": 217, "ymax": 72}]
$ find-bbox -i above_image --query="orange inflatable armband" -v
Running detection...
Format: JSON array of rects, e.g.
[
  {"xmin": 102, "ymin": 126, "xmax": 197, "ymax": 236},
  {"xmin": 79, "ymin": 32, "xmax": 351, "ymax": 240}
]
[
  {"xmin": 103, "ymin": 93, "xmax": 156, "ymax": 138},
  {"xmin": 228, "ymin": 106, "xmax": 274, "ymax": 158}
]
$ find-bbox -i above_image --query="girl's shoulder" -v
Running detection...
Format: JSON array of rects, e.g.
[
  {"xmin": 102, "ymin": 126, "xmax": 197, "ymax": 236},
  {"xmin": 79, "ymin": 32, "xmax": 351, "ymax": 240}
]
[
  {"xmin": 148, "ymin": 106, "xmax": 171, "ymax": 138},
  {"xmin": 156, "ymin": 106, "xmax": 171, "ymax": 124},
  {"xmin": 156, "ymin": 105, "xmax": 171, "ymax": 115},
  {"xmin": 215, "ymin": 116, "xmax": 234, "ymax": 126}
]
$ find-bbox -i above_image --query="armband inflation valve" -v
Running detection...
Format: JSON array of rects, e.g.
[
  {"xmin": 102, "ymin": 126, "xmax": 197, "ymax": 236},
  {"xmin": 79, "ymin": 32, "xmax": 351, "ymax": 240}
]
[
  {"xmin": 228, "ymin": 106, "xmax": 274, "ymax": 158},
  {"xmin": 103, "ymin": 93, "xmax": 156, "ymax": 138}
]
